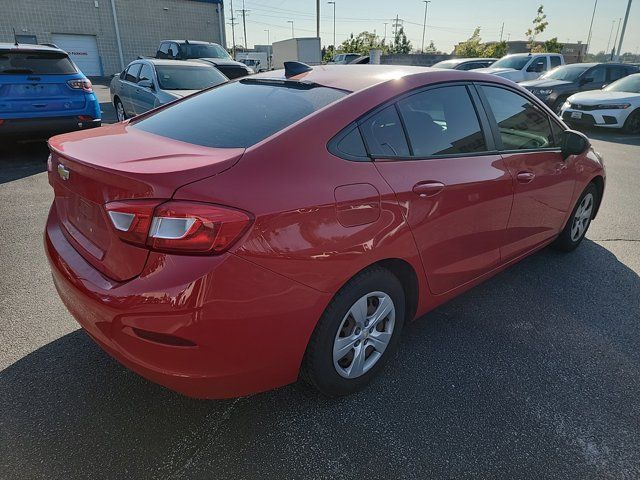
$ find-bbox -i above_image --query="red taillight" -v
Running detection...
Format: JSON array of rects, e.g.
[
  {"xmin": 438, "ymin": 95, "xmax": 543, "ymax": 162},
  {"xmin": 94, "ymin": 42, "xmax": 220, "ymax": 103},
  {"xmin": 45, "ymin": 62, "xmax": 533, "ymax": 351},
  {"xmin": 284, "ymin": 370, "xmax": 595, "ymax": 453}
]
[
  {"xmin": 67, "ymin": 79, "xmax": 93, "ymax": 92},
  {"xmin": 104, "ymin": 200, "xmax": 252, "ymax": 255},
  {"xmin": 77, "ymin": 115, "xmax": 94, "ymax": 121},
  {"xmin": 105, "ymin": 200, "xmax": 160, "ymax": 246}
]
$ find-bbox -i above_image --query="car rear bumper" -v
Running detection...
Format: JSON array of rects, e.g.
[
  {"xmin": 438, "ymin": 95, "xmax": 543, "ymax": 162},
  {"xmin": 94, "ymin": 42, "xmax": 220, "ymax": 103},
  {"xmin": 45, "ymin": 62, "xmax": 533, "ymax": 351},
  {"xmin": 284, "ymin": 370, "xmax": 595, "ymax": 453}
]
[
  {"xmin": 44, "ymin": 205, "xmax": 330, "ymax": 399},
  {"xmin": 0, "ymin": 115, "xmax": 101, "ymax": 139}
]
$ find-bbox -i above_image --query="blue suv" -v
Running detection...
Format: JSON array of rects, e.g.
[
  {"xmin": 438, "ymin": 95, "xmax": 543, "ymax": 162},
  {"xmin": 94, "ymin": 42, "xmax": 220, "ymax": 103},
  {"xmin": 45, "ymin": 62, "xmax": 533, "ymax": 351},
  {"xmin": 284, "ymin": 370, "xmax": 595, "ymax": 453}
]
[{"xmin": 0, "ymin": 43, "xmax": 101, "ymax": 139}]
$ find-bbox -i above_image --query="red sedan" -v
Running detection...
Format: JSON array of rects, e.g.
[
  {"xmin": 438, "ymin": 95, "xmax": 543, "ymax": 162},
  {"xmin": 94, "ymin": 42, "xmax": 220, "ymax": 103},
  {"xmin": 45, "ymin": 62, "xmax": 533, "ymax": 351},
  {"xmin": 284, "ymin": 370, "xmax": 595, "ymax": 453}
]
[{"xmin": 45, "ymin": 64, "xmax": 605, "ymax": 398}]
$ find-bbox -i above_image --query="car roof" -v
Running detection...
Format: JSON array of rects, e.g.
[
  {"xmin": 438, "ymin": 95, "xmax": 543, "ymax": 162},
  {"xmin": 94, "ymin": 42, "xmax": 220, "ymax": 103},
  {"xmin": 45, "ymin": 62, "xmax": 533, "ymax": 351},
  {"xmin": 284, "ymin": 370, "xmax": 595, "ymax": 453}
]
[
  {"xmin": 161, "ymin": 40, "xmax": 216, "ymax": 45},
  {"xmin": 0, "ymin": 42, "xmax": 65, "ymax": 53},
  {"xmin": 130, "ymin": 58, "xmax": 214, "ymax": 67},
  {"xmin": 251, "ymin": 64, "xmax": 515, "ymax": 92},
  {"xmin": 443, "ymin": 58, "xmax": 497, "ymax": 64}
]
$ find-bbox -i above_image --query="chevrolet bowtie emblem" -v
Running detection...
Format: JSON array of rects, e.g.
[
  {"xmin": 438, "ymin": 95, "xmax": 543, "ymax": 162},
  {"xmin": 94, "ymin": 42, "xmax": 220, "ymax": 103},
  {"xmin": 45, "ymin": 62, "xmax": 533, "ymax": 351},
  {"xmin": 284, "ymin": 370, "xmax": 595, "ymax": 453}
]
[{"xmin": 57, "ymin": 164, "xmax": 70, "ymax": 181}]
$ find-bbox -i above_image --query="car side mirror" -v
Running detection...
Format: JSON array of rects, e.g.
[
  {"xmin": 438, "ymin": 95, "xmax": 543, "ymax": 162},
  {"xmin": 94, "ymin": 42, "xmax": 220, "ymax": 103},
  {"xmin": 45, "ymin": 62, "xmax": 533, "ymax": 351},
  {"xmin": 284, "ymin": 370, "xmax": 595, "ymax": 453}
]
[
  {"xmin": 561, "ymin": 130, "xmax": 590, "ymax": 160},
  {"xmin": 138, "ymin": 79, "xmax": 154, "ymax": 90},
  {"xmin": 580, "ymin": 77, "xmax": 593, "ymax": 86}
]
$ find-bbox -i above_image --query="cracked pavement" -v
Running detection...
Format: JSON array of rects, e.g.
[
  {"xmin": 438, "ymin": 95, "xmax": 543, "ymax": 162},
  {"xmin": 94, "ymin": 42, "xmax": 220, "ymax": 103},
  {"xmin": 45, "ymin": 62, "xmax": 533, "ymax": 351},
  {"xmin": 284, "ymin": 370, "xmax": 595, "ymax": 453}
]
[{"xmin": 0, "ymin": 128, "xmax": 638, "ymax": 479}]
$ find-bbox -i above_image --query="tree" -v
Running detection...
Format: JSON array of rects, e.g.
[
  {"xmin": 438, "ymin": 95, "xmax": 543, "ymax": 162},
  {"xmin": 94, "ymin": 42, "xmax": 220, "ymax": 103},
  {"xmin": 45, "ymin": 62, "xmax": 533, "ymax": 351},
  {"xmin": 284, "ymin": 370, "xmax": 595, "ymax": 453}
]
[
  {"xmin": 322, "ymin": 45, "xmax": 335, "ymax": 63},
  {"xmin": 338, "ymin": 31, "xmax": 388, "ymax": 56},
  {"xmin": 454, "ymin": 27, "xmax": 484, "ymax": 57},
  {"xmin": 483, "ymin": 41, "xmax": 508, "ymax": 58},
  {"xmin": 424, "ymin": 40, "xmax": 441, "ymax": 54},
  {"xmin": 543, "ymin": 37, "xmax": 563, "ymax": 54},
  {"xmin": 391, "ymin": 27, "xmax": 412, "ymax": 54},
  {"xmin": 526, "ymin": 5, "xmax": 548, "ymax": 52}
]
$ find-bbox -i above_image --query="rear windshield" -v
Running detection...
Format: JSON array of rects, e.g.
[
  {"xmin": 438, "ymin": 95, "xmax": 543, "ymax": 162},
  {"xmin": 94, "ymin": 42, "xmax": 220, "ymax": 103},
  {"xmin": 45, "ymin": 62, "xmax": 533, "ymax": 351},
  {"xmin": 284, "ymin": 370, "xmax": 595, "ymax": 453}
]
[
  {"xmin": 156, "ymin": 65, "xmax": 227, "ymax": 90},
  {"xmin": 132, "ymin": 80, "xmax": 347, "ymax": 148},
  {"xmin": 182, "ymin": 44, "xmax": 230, "ymax": 60},
  {"xmin": 0, "ymin": 50, "xmax": 76, "ymax": 74}
]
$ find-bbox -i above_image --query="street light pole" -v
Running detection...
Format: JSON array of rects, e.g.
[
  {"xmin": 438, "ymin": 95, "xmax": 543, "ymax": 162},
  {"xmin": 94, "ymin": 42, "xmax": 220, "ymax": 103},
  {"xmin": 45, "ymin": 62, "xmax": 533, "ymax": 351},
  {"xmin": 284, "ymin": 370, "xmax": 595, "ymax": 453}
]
[
  {"xmin": 264, "ymin": 29, "xmax": 270, "ymax": 69},
  {"xmin": 287, "ymin": 20, "xmax": 294, "ymax": 38},
  {"xmin": 585, "ymin": 0, "xmax": 598, "ymax": 56},
  {"xmin": 421, "ymin": 1, "xmax": 431, "ymax": 54},
  {"xmin": 328, "ymin": 1, "xmax": 336, "ymax": 50},
  {"xmin": 316, "ymin": 0, "xmax": 320, "ymax": 38},
  {"xmin": 615, "ymin": 0, "xmax": 633, "ymax": 60}
]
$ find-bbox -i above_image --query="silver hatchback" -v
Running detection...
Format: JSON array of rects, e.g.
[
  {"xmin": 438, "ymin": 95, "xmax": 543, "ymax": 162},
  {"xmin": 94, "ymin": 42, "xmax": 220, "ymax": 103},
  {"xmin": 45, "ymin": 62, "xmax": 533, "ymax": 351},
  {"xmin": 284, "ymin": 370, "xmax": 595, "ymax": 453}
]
[{"xmin": 110, "ymin": 59, "xmax": 227, "ymax": 121}]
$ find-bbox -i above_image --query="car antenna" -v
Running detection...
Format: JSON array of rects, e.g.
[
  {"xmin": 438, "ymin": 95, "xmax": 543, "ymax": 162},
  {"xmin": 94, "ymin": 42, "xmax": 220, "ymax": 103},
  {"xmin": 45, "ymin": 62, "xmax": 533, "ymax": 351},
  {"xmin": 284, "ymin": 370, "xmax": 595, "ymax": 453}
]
[
  {"xmin": 284, "ymin": 61, "xmax": 313, "ymax": 78},
  {"xmin": 12, "ymin": 27, "xmax": 19, "ymax": 46}
]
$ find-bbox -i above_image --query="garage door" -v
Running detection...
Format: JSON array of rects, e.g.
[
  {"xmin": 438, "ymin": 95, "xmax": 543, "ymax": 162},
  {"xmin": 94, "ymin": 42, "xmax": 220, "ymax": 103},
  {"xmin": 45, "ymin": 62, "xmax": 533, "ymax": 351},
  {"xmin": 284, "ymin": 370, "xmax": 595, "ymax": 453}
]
[{"xmin": 51, "ymin": 34, "xmax": 102, "ymax": 76}]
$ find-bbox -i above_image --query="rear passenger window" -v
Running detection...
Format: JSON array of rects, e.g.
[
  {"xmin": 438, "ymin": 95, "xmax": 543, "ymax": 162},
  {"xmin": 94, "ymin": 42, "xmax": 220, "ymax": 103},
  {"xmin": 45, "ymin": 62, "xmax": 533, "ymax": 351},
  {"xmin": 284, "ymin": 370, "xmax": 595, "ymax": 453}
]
[
  {"xmin": 397, "ymin": 86, "xmax": 487, "ymax": 156},
  {"xmin": 550, "ymin": 56, "xmax": 562, "ymax": 69},
  {"xmin": 607, "ymin": 66, "xmax": 626, "ymax": 82},
  {"xmin": 124, "ymin": 64, "xmax": 141, "ymax": 82},
  {"xmin": 361, "ymin": 105, "xmax": 410, "ymax": 157},
  {"xmin": 481, "ymin": 86, "xmax": 553, "ymax": 150},
  {"xmin": 334, "ymin": 126, "xmax": 368, "ymax": 159}
]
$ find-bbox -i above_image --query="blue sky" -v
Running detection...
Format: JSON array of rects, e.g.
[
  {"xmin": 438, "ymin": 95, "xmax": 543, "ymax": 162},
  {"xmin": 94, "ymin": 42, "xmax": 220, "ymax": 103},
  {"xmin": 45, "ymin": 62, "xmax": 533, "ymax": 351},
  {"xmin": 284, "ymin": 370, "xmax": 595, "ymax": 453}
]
[{"xmin": 226, "ymin": 0, "xmax": 639, "ymax": 54}]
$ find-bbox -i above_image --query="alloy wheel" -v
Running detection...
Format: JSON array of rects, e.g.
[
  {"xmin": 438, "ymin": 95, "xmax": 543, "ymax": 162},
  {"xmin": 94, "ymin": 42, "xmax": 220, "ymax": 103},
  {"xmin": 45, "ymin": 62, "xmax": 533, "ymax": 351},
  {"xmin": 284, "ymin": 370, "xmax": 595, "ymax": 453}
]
[
  {"xmin": 116, "ymin": 101, "xmax": 126, "ymax": 122},
  {"xmin": 333, "ymin": 292, "xmax": 395, "ymax": 379},
  {"xmin": 570, "ymin": 192, "xmax": 594, "ymax": 242}
]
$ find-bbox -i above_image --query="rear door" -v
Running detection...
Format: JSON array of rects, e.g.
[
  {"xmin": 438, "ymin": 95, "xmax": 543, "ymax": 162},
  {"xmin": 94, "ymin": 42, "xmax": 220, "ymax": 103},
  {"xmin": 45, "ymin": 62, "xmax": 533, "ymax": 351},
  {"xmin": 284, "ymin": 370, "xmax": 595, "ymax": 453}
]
[
  {"xmin": 370, "ymin": 84, "xmax": 514, "ymax": 295},
  {"xmin": 0, "ymin": 49, "xmax": 86, "ymax": 118},
  {"xmin": 478, "ymin": 84, "xmax": 576, "ymax": 260}
]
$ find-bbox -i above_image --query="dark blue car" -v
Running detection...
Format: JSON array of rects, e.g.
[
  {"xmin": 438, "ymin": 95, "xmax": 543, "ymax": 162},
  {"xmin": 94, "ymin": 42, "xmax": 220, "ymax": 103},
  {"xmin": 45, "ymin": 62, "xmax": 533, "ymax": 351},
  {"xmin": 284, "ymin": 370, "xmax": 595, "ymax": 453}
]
[{"xmin": 0, "ymin": 43, "xmax": 101, "ymax": 139}]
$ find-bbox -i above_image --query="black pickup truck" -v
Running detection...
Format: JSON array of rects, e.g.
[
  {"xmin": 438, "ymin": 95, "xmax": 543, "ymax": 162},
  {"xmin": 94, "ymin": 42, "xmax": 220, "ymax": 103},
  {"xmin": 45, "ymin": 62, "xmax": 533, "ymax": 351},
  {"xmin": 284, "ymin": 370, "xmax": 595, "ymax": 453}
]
[{"xmin": 155, "ymin": 40, "xmax": 253, "ymax": 79}]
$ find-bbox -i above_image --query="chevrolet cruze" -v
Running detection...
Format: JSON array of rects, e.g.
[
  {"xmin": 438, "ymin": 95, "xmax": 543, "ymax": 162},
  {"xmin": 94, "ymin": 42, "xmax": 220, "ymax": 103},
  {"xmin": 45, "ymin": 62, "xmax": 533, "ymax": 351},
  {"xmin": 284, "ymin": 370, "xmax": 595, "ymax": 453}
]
[{"xmin": 45, "ymin": 64, "xmax": 605, "ymax": 398}]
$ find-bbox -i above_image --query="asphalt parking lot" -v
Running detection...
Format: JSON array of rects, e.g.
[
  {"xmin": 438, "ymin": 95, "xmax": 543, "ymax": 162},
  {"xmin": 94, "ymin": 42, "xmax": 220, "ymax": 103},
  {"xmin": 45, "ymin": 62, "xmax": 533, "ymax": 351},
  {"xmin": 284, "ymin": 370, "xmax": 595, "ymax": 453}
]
[{"xmin": 0, "ymin": 123, "xmax": 639, "ymax": 479}]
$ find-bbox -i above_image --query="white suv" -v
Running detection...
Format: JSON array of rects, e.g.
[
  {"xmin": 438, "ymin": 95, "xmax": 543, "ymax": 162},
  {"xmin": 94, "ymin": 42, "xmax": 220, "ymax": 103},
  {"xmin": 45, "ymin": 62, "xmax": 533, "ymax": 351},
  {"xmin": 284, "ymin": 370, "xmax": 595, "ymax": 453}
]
[{"xmin": 476, "ymin": 53, "xmax": 565, "ymax": 83}]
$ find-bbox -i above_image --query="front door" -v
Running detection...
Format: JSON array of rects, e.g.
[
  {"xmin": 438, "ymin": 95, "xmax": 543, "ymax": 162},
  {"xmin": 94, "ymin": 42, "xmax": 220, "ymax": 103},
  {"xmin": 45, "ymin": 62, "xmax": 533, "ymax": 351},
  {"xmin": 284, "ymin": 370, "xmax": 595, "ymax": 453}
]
[
  {"xmin": 478, "ymin": 84, "xmax": 576, "ymax": 260},
  {"xmin": 366, "ymin": 84, "xmax": 514, "ymax": 295},
  {"xmin": 132, "ymin": 63, "xmax": 157, "ymax": 115}
]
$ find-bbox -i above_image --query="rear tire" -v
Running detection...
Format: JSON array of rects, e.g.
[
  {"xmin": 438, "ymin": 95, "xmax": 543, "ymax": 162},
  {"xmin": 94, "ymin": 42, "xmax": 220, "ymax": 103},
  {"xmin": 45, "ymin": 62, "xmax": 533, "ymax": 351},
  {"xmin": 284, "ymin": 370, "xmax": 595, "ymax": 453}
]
[
  {"xmin": 301, "ymin": 266, "xmax": 405, "ymax": 397},
  {"xmin": 114, "ymin": 98, "xmax": 127, "ymax": 122},
  {"xmin": 552, "ymin": 183, "xmax": 599, "ymax": 252},
  {"xmin": 623, "ymin": 109, "xmax": 640, "ymax": 135}
]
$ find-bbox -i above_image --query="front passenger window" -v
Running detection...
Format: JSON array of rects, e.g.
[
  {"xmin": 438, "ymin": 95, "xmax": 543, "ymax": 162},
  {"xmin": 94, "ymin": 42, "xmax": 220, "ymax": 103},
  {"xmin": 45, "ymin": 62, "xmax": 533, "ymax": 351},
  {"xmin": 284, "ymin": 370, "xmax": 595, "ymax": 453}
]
[
  {"xmin": 527, "ymin": 58, "xmax": 547, "ymax": 73},
  {"xmin": 481, "ymin": 85, "xmax": 553, "ymax": 151},
  {"xmin": 361, "ymin": 105, "xmax": 410, "ymax": 157}
]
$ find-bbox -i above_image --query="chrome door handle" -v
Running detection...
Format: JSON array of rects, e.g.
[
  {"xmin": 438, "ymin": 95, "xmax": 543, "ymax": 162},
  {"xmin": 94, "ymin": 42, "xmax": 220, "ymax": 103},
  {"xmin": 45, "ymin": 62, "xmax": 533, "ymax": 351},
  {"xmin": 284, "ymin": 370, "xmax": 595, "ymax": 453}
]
[
  {"xmin": 516, "ymin": 171, "xmax": 536, "ymax": 183},
  {"xmin": 412, "ymin": 181, "xmax": 445, "ymax": 198}
]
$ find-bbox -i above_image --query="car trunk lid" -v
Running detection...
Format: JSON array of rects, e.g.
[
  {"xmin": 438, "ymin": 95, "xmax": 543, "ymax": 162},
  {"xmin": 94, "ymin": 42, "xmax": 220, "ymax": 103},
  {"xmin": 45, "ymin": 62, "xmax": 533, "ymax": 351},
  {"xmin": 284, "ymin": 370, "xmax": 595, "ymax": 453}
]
[{"xmin": 48, "ymin": 123, "xmax": 245, "ymax": 281}]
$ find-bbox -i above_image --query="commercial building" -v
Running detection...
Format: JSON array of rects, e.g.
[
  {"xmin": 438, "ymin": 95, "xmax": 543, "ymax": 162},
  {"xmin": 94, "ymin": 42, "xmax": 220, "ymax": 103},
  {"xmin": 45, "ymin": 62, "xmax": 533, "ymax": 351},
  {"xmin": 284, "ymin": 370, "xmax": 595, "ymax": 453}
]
[{"xmin": 1, "ymin": 0, "xmax": 225, "ymax": 76}]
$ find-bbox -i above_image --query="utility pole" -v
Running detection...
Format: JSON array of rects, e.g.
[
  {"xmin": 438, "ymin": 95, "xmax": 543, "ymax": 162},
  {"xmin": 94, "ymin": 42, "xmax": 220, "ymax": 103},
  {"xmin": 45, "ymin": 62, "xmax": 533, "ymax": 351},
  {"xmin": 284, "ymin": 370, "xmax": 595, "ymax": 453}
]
[
  {"xmin": 612, "ymin": 17, "xmax": 622, "ymax": 59},
  {"xmin": 383, "ymin": 22, "xmax": 388, "ymax": 41},
  {"xmin": 264, "ymin": 29, "xmax": 271, "ymax": 69},
  {"xmin": 228, "ymin": 0, "xmax": 237, "ymax": 58},
  {"xmin": 421, "ymin": 1, "xmax": 431, "ymax": 54},
  {"xmin": 287, "ymin": 20, "xmax": 294, "ymax": 38},
  {"xmin": 237, "ymin": 0, "xmax": 249, "ymax": 50},
  {"xmin": 393, "ymin": 15, "xmax": 401, "ymax": 37},
  {"xmin": 316, "ymin": 0, "xmax": 320, "ymax": 38},
  {"xmin": 615, "ymin": 0, "xmax": 633, "ymax": 60},
  {"xmin": 499, "ymin": 22, "xmax": 504, "ymax": 42},
  {"xmin": 328, "ymin": 1, "xmax": 336, "ymax": 49},
  {"xmin": 606, "ymin": 19, "xmax": 615, "ymax": 54},
  {"xmin": 585, "ymin": 0, "xmax": 598, "ymax": 55}
]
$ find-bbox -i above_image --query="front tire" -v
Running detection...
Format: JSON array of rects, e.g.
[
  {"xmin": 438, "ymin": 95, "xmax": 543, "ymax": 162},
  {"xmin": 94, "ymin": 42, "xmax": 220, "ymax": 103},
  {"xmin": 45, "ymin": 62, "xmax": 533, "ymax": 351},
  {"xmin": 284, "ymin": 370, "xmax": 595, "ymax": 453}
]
[
  {"xmin": 114, "ymin": 98, "xmax": 127, "ymax": 122},
  {"xmin": 552, "ymin": 183, "xmax": 599, "ymax": 252},
  {"xmin": 623, "ymin": 109, "xmax": 640, "ymax": 135},
  {"xmin": 301, "ymin": 266, "xmax": 405, "ymax": 397}
]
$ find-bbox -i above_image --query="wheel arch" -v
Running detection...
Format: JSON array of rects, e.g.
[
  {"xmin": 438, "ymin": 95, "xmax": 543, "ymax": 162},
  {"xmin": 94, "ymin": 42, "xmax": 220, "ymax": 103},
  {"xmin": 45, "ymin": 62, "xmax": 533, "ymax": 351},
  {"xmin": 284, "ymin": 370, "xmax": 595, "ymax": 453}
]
[
  {"xmin": 338, "ymin": 258, "xmax": 420, "ymax": 323},
  {"xmin": 590, "ymin": 175, "xmax": 605, "ymax": 219}
]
